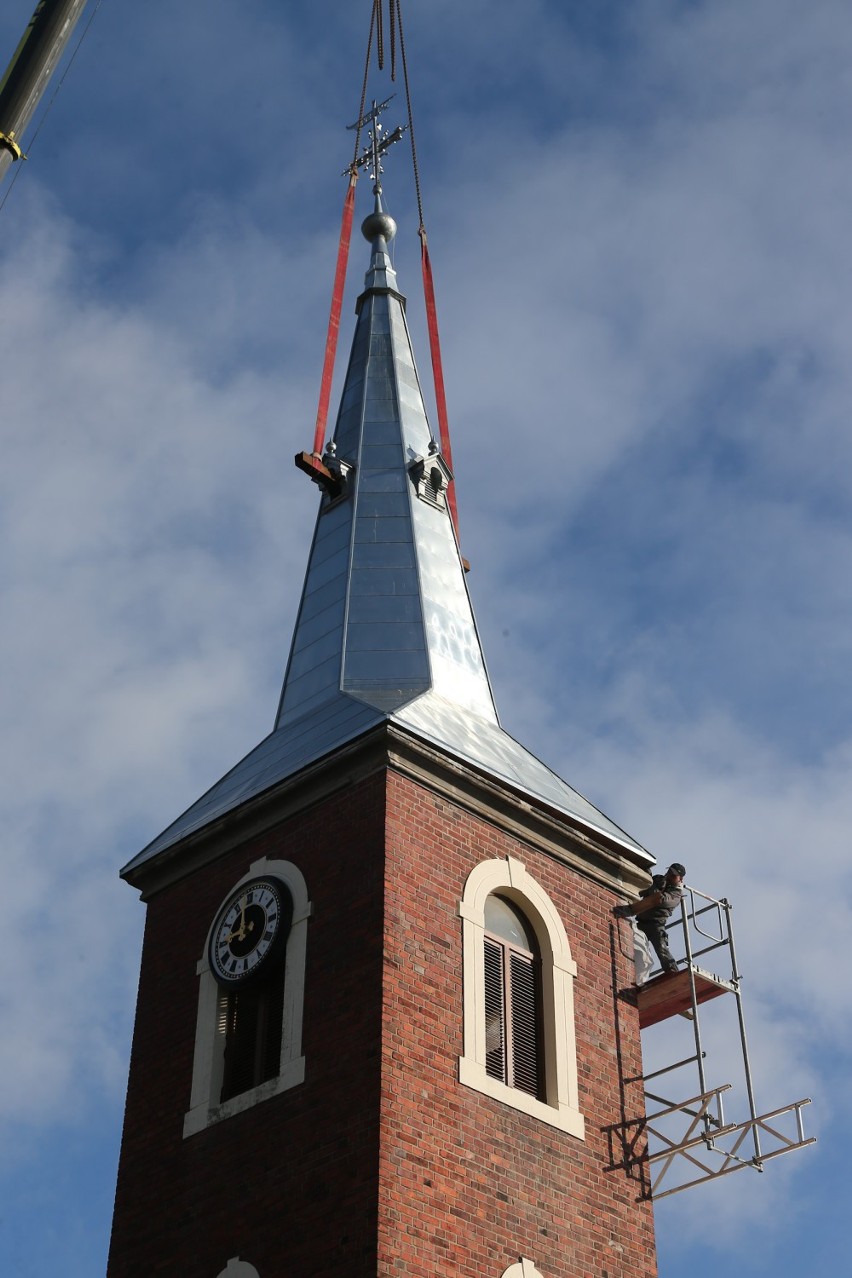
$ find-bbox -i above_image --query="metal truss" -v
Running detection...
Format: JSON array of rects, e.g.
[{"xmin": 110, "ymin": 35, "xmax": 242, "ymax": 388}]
[
  {"xmin": 624, "ymin": 1084, "xmax": 813, "ymax": 1200},
  {"xmin": 614, "ymin": 884, "xmax": 815, "ymax": 1199}
]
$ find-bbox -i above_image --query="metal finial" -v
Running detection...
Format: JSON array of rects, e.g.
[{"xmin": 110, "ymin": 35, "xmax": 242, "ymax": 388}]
[
  {"xmin": 344, "ymin": 96, "xmax": 407, "ymax": 187},
  {"xmin": 361, "ymin": 191, "xmax": 397, "ymax": 245}
]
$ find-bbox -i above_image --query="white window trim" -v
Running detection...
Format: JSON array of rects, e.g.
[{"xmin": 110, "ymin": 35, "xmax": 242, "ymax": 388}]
[
  {"xmin": 458, "ymin": 856, "xmax": 584, "ymax": 1139},
  {"xmin": 502, "ymin": 1260, "xmax": 543, "ymax": 1278},
  {"xmin": 217, "ymin": 1261, "xmax": 260, "ymax": 1278},
  {"xmin": 183, "ymin": 857, "xmax": 311, "ymax": 1138}
]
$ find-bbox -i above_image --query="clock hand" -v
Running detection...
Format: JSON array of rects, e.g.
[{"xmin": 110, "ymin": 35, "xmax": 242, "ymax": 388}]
[
  {"xmin": 226, "ymin": 895, "xmax": 250, "ymax": 942},
  {"xmin": 225, "ymin": 918, "xmax": 255, "ymax": 944}
]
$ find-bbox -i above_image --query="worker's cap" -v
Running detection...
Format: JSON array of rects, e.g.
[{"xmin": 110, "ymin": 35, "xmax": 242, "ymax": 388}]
[{"xmin": 668, "ymin": 862, "xmax": 686, "ymax": 878}]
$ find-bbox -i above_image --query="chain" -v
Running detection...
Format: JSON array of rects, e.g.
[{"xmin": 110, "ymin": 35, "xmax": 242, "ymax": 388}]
[
  {"xmin": 394, "ymin": 0, "xmax": 424, "ymax": 232},
  {"xmin": 351, "ymin": 2, "xmax": 378, "ymax": 171},
  {"xmin": 350, "ymin": 2, "xmax": 424, "ymax": 230},
  {"xmin": 375, "ymin": 0, "xmax": 384, "ymax": 72}
]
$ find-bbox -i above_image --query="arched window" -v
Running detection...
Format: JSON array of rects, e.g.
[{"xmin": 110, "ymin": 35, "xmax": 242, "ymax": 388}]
[
  {"xmin": 183, "ymin": 857, "xmax": 311, "ymax": 1137},
  {"xmin": 501, "ymin": 1261, "xmax": 544, "ymax": 1278},
  {"xmin": 218, "ymin": 925, "xmax": 289, "ymax": 1103},
  {"xmin": 216, "ymin": 1261, "xmax": 260, "ymax": 1278},
  {"xmin": 484, "ymin": 896, "xmax": 543, "ymax": 1099},
  {"xmin": 458, "ymin": 856, "xmax": 584, "ymax": 1139}
]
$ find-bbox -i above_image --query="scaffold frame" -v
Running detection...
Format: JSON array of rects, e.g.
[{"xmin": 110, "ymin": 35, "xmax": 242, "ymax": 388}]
[{"xmin": 613, "ymin": 883, "xmax": 815, "ymax": 1199}]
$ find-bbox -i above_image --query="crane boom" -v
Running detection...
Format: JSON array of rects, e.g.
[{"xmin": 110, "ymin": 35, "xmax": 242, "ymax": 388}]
[{"xmin": 0, "ymin": 0, "xmax": 89, "ymax": 185}]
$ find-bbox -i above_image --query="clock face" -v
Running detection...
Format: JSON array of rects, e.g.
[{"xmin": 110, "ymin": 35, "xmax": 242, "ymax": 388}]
[{"xmin": 209, "ymin": 877, "xmax": 288, "ymax": 987}]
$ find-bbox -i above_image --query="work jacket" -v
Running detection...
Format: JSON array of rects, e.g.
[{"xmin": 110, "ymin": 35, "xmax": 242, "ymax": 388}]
[{"xmin": 638, "ymin": 875, "xmax": 683, "ymax": 928}]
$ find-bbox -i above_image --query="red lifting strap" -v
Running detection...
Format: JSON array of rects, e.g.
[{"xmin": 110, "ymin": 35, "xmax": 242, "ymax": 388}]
[
  {"xmin": 312, "ymin": 176, "xmax": 357, "ymax": 458},
  {"xmin": 420, "ymin": 230, "xmax": 459, "ymax": 538}
]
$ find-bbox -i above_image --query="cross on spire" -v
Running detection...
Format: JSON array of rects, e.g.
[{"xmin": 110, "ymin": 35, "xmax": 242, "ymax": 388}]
[{"xmin": 346, "ymin": 96, "xmax": 407, "ymax": 187}]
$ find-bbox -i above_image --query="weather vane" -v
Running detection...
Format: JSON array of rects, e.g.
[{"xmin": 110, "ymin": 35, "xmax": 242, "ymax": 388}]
[{"xmin": 344, "ymin": 95, "xmax": 407, "ymax": 187}]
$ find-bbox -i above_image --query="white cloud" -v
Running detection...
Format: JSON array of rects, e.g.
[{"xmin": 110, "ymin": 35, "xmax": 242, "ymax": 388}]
[
  {"xmin": 0, "ymin": 189, "xmax": 316, "ymax": 1131},
  {"xmin": 1, "ymin": 0, "xmax": 848, "ymax": 1273}
]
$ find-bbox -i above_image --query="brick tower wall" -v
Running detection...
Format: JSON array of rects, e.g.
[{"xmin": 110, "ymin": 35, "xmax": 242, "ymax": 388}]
[
  {"xmin": 108, "ymin": 771, "xmax": 389, "ymax": 1278},
  {"xmin": 109, "ymin": 760, "xmax": 655, "ymax": 1278},
  {"xmin": 379, "ymin": 770, "xmax": 657, "ymax": 1278}
]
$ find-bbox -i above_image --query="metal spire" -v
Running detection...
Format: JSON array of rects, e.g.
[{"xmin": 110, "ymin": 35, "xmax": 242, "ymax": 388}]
[{"xmin": 122, "ymin": 138, "xmax": 651, "ymax": 879}]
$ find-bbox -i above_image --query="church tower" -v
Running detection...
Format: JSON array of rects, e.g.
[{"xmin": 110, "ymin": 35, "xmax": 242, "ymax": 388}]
[{"xmin": 108, "ymin": 153, "xmax": 658, "ymax": 1278}]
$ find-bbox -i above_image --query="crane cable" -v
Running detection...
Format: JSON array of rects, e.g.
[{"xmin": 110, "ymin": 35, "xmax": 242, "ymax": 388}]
[
  {"xmin": 309, "ymin": 0, "xmax": 381, "ymax": 459},
  {"xmin": 310, "ymin": 1, "xmax": 459, "ymax": 542},
  {"xmin": 392, "ymin": 0, "xmax": 459, "ymax": 538},
  {"xmin": 377, "ymin": 0, "xmax": 457, "ymax": 536},
  {"xmin": 310, "ymin": 175, "xmax": 356, "ymax": 460}
]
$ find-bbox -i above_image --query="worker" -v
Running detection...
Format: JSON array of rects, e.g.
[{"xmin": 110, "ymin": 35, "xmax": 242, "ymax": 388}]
[{"xmin": 613, "ymin": 863, "xmax": 686, "ymax": 977}]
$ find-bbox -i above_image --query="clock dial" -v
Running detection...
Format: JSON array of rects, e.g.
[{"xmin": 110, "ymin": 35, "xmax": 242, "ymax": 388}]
[{"xmin": 209, "ymin": 877, "xmax": 288, "ymax": 986}]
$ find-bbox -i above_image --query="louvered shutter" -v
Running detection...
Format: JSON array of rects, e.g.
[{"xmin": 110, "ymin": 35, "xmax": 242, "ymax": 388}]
[
  {"xmin": 262, "ymin": 966, "xmax": 285, "ymax": 1081},
  {"xmin": 484, "ymin": 937, "xmax": 506, "ymax": 1082},
  {"xmin": 220, "ymin": 986, "xmax": 257, "ymax": 1101},
  {"xmin": 509, "ymin": 951, "xmax": 542, "ymax": 1098},
  {"xmin": 219, "ymin": 963, "xmax": 286, "ymax": 1102},
  {"xmin": 483, "ymin": 894, "xmax": 544, "ymax": 1099}
]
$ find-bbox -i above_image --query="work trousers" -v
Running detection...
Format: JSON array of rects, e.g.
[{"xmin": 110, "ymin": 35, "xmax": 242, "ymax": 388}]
[{"xmin": 637, "ymin": 917, "xmax": 678, "ymax": 973}]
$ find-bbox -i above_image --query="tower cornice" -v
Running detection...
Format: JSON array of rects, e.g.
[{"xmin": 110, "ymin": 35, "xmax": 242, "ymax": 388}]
[{"xmin": 123, "ymin": 719, "xmax": 650, "ymax": 902}]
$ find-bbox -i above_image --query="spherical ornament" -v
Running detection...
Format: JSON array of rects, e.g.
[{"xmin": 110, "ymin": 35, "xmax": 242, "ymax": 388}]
[{"xmin": 361, "ymin": 209, "xmax": 397, "ymax": 243}]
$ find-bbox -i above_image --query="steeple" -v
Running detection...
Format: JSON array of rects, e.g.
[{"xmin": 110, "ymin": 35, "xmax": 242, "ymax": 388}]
[
  {"xmin": 277, "ymin": 183, "xmax": 495, "ymax": 727},
  {"xmin": 122, "ymin": 177, "xmax": 650, "ymax": 880},
  {"xmin": 110, "ymin": 71, "xmax": 661, "ymax": 1278}
]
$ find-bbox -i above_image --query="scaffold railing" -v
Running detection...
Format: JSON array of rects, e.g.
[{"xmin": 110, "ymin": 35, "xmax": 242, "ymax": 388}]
[{"xmin": 611, "ymin": 882, "xmax": 815, "ymax": 1199}]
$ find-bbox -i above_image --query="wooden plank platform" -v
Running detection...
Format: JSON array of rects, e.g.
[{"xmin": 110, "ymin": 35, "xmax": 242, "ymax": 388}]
[
  {"xmin": 636, "ymin": 967, "xmax": 731, "ymax": 1029},
  {"xmin": 294, "ymin": 450, "xmax": 343, "ymax": 496}
]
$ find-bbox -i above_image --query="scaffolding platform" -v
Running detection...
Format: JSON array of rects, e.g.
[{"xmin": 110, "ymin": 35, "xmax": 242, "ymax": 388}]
[
  {"xmin": 636, "ymin": 965, "xmax": 731, "ymax": 1029},
  {"xmin": 613, "ymin": 883, "xmax": 815, "ymax": 1199}
]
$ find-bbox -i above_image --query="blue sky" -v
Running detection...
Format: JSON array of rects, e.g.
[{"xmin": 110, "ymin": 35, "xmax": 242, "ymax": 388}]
[{"xmin": 0, "ymin": 1, "xmax": 846, "ymax": 1273}]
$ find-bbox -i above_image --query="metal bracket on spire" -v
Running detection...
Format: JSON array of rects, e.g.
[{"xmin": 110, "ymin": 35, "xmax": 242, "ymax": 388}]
[
  {"xmin": 343, "ymin": 96, "xmax": 407, "ymax": 184},
  {"xmin": 294, "ymin": 442, "xmax": 354, "ymax": 500},
  {"xmin": 0, "ymin": 130, "xmax": 24, "ymax": 161}
]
